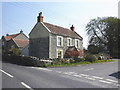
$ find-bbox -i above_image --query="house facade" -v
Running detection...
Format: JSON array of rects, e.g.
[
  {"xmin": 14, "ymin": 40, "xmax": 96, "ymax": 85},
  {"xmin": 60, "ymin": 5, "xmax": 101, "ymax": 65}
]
[
  {"xmin": 2, "ymin": 30, "xmax": 29, "ymax": 56},
  {"xmin": 29, "ymin": 12, "xmax": 83, "ymax": 59}
]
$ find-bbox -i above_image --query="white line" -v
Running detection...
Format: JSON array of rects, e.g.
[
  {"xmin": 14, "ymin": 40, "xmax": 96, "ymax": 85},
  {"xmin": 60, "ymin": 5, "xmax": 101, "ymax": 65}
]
[
  {"xmin": 106, "ymin": 79, "xmax": 118, "ymax": 83},
  {"xmin": 37, "ymin": 68, "xmax": 53, "ymax": 71},
  {"xmin": 84, "ymin": 77, "xmax": 95, "ymax": 80},
  {"xmin": 21, "ymin": 82, "xmax": 32, "ymax": 89},
  {"xmin": 0, "ymin": 69, "xmax": 14, "ymax": 78},
  {"xmin": 63, "ymin": 72, "xmax": 72, "ymax": 75},
  {"xmin": 92, "ymin": 76, "xmax": 103, "ymax": 79},
  {"xmin": 85, "ymin": 68, "xmax": 94, "ymax": 71},
  {"xmin": 56, "ymin": 71, "xmax": 62, "ymax": 73},
  {"xmin": 99, "ymin": 80, "xmax": 112, "ymax": 84},
  {"xmin": 80, "ymin": 74, "xmax": 89, "ymax": 77},
  {"xmin": 73, "ymin": 74, "xmax": 82, "ymax": 77},
  {"xmin": 69, "ymin": 72, "xmax": 76, "ymax": 74}
]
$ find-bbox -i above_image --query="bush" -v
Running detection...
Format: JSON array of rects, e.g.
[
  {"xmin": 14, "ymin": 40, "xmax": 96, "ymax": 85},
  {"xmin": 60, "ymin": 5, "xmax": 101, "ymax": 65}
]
[
  {"xmin": 85, "ymin": 55, "xmax": 97, "ymax": 63},
  {"xmin": 75, "ymin": 58, "xmax": 85, "ymax": 62}
]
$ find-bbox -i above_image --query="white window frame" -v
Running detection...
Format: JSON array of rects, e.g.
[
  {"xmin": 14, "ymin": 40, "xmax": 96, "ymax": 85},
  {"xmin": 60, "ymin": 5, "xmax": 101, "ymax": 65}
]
[
  {"xmin": 56, "ymin": 49, "xmax": 63, "ymax": 58},
  {"xmin": 67, "ymin": 38, "xmax": 72, "ymax": 46},
  {"xmin": 75, "ymin": 39, "xmax": 79, "ymax": 48},
  {"xmin": 57, "ymin": 36, "xmax": 63, "ymax": 47}
]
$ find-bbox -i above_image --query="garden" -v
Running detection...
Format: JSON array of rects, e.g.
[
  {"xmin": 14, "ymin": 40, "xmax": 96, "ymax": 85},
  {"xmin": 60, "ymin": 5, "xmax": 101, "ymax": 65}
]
[{"xmin": 45, "ymin": 47, "xmax": 114, "ymax": 67}]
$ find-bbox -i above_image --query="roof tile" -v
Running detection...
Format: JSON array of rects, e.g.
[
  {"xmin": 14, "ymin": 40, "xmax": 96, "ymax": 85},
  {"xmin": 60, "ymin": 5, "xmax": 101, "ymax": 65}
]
[
  {"xmin": 13, "ymin": 39, "xmax": 29, "ymax": 48},
  {"xmin": 44, "ymin": 22, "xmax": 82, "ymax": 39},
  {"xmin": 4, "ymin": 33, "xmax": 20, "ymax": 41}
]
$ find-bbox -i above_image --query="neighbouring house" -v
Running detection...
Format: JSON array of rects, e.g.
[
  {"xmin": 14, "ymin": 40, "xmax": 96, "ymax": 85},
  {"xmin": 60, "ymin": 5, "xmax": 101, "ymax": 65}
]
[
  {"xmin": 2, "ymin": 30, "xmax": 29, "ymax": 56},
  {"xmin": 29, "ymin": 12, "xmax": 83, "ymax": 59}
]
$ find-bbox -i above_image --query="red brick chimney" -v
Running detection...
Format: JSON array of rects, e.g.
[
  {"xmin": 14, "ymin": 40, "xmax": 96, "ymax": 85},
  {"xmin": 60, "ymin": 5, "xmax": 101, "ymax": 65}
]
[
  {"xmin": 70, "ymin": 25, "xmax": 75, "ymax": 31},
  {"xmin": 37, "ymin": 12, "xmax": 43, "ymax": 22}
]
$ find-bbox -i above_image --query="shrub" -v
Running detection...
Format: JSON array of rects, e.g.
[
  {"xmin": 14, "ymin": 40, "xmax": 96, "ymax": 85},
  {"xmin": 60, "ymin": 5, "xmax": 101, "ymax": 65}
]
[
  {"xmin": 74, "ymin": 58, "xmax": 85, "ymax": 63},
  {"xmin": 85, "ymin": 54, "xmax": 97, "ymax": 63}
]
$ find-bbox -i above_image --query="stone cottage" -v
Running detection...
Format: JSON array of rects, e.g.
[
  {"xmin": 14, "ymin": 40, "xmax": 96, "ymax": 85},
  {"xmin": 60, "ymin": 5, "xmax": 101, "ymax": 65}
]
[
  {"xmin": 2, "ymin": 30, "xmax": 29, "ymax": 56},
  {"xmin": 29, "ymin": 12, "xmax": 83, "ymax": 59}
]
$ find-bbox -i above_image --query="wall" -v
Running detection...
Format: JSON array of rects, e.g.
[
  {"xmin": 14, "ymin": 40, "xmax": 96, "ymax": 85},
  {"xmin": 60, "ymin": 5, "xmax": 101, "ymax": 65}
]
[
  {"xmin": 49, "ymin": 33, "xmax": 83, "ymax": 59},
  {"xmin": 29, "ymin": 22, "xmax": 49, "ymax": 59},
  {"xmin": 21, "ymin": 44, "xmax": 29, "ymax": 56}
]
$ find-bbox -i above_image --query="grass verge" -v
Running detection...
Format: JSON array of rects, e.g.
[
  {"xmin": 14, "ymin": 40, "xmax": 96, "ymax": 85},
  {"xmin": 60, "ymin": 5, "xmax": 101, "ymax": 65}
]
[{"xmin": 46, "ymin": 59, "xmax": 115, "ymax": 67}]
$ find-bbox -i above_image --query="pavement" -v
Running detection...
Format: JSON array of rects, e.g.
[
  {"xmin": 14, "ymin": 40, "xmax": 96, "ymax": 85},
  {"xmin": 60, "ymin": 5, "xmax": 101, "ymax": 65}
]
[{"xmin": 1, "ymin": 59, "xmax": 119, "ymax": 89}]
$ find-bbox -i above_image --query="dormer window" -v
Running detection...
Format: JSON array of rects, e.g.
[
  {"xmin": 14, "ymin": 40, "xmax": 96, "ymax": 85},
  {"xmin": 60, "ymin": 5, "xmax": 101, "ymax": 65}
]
[{"xmin": 57, "ymin": 36, "xmax": 63, "ymax": 46}]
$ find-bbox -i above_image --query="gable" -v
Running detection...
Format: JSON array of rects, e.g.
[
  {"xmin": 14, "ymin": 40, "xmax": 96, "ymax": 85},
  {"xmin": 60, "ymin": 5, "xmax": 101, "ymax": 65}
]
[
  {"xmin": 29, "ymin": 22, "xmax": 50, "ymax": 39},
  {"xmin": 14, "ymin": 33, "xmax": 29, "ymax": 40}
]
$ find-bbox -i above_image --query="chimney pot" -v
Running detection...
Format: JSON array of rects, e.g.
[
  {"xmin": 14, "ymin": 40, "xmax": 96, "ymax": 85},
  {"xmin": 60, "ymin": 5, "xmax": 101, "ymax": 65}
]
[
  {"xmin": 20, "ymin": 30, "xmax": 23, "ymax": 33},
  {"xmin": 70, "ymin": 25, "xmax": 75, "ymax": 31},
  {"xmin": 6, "ymin": 34, "xmax": 9, "ymax": 36}
]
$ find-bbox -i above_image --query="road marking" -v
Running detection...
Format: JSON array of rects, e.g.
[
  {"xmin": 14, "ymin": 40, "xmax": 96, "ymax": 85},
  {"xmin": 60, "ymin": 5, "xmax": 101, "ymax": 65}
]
[
  {"xmin": 106, "ymin": 79, "xmax": 118, "ymax": 83},
  {"xmin": 0, "ymin": 69, "xmax": 14, "ymax": 78},
  {"xmin": 36, "ymin": 67, "xmax": 53, "ymax": 71},
  {"xmin": 84, "ymin": 77, "xmax": 95, "ymax": 80},
  {"xmin": 69, "ymin": 72, "xmax": 77, "ymax": 74},
  {"xmin": 92, "ymin": 76, "xmax": 103, "ymax": 79},
  {"xmin": 73, "ymin": 74, "xmax": 82, "ymax": 77},
  {"xmin": 21, "ymin": 82, "xmax": 32, "ymax": 89},
  {"xmin": 56, "ymin": 71, "xmax": 62, "ymax": 73},
  {"xmin": 80, "ymin": 74, "xmax": 89, "ymax": 77},
  {"xmin": 63, "ymin": 72, "xmax": 72, "ymax": 75},
  {"xmin": 85, "ymin": 68, "xmax": 94, "ymax": 71},
  {"xmin": 99, "ymin": 80, "xmax": 112, "ymax": 84}
]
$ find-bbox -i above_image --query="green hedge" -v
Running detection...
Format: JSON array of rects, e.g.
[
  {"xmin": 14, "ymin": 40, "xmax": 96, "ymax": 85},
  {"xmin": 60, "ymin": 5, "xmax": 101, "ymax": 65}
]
[
  {"xmin": 2, "ymin": 55, "xmax": 46, "ymax": 67},
  {"xmin": 84, "ymin": 55, "xmax": 98, "ymax": 63}
]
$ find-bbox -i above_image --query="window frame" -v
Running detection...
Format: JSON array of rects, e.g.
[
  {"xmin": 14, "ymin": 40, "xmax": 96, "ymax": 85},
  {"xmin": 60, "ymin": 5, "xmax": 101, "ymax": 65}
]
[
  {"xmin": 56, "ymin": 49, "xmax": 63, "ymax": 58},
  {"xmin": 75, "ymin": 39, "xmax": 79, "ymax": 48},
  {"xmin": 57, "ymin": 36, "xmax": 63, "ymax": 47},
  {"xmin": 67, "ymin": 37, "xmax": 72, "ymax": 46}
]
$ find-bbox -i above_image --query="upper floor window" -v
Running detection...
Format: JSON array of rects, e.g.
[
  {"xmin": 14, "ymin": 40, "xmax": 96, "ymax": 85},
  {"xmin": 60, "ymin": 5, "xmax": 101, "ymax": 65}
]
[
  {"xmin": 57, "ymin": 36, "xmax": 63, "ymax": 46},
  {"xmin": 75, "ymin": 39, "xmax": 79, "ymax": 48},
  {"xmin": 67, "ymin": 38, "xmax": 72, "ymax": 46}
]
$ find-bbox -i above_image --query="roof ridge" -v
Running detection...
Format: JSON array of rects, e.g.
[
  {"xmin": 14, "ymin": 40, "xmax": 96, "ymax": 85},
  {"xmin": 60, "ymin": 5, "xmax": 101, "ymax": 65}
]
[
  {"xmin": 6, "ymin": 33, "xmax": 20, "ymax": 37},
  {"xmin": 44, "ymin": 22, "xmax": 70, "ymax": 31},
  {"xmin": 13, "ymin": 39, "xmax": 29, "ymax": 41}
]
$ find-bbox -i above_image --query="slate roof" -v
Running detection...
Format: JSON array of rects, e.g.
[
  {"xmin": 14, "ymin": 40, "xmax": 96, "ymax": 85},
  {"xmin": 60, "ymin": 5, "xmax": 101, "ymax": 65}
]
[
  {"xmin": 44, "ymin": 22, "xmax": 83, "ymax": 39},
  {"xmin": 13, "ymin": 39, "xmax": 29, "ymax": 48}
]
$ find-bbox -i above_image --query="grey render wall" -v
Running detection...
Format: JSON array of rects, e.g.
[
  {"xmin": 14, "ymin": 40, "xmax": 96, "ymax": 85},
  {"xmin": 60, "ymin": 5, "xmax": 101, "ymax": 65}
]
[
  {"xmin": 49, "ymin": 33, "xmax": 83, "ymax": 59},
  {"xmin": 29, "ymin": 37, "xmax": 49, "ymax": 59},
  {"xmin": 29, "ymin": 22, "xmax": 49, "ymax": 59},
  {"xmin": 21, "ymin": 44, "xmax": 29, "ymax": 56}
]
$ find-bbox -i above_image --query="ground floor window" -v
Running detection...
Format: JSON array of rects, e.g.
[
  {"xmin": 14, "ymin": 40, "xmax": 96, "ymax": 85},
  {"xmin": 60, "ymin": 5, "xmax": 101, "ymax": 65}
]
[{"xmin": 57, "ymin": 49, "xmax": 63, "ymax": 58}]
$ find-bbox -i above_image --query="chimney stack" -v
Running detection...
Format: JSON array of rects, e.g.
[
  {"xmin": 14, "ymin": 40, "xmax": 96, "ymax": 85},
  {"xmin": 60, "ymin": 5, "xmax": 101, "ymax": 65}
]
[
  {"xmin": 37, "ymin": 12, "xmax": 43, "ymax": 22},
  {"xmin": 70, "ymin": 25, "xmax": 75, "ymax": 31}
]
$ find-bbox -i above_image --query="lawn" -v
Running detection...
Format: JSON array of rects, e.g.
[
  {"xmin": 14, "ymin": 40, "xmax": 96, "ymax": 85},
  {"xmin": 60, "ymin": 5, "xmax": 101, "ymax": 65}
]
[{"xmin": 46, "ymin": 59, "xmax": 114, "ymax": 67}]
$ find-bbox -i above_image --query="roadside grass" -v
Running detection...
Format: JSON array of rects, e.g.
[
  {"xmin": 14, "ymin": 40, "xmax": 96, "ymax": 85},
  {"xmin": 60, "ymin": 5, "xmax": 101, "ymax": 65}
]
[{"xmin": 46, "ymin": 59, "xmax": 115, "ymax": 67}]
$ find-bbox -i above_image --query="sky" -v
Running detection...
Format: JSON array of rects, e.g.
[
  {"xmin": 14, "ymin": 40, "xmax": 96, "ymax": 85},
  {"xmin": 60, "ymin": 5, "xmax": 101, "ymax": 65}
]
[{"xmin": 1, "ymin": 0, "xmax": 119, "ymax": 48}]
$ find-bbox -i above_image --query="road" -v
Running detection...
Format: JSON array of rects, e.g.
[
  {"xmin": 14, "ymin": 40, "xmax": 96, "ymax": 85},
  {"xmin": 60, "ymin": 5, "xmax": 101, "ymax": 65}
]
[{"xmin": 1, "ymin": 59, "xmax": 119, "ymax": 89}]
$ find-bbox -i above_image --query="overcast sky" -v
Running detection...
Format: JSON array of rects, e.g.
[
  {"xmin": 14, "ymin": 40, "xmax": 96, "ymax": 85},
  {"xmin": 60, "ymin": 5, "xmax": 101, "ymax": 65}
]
[{"xmin": 1, "ymin": 0, "xmax": 118, "ymax": 48}]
